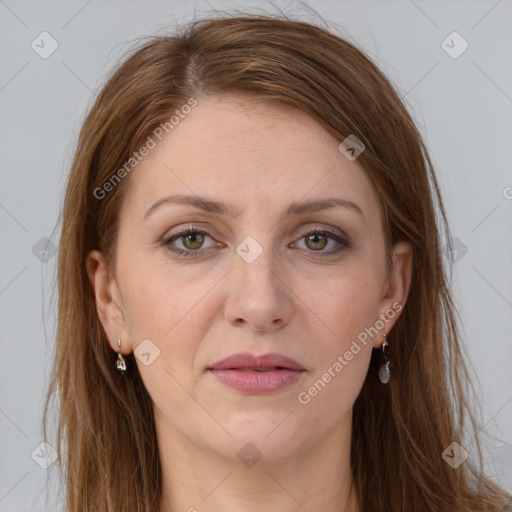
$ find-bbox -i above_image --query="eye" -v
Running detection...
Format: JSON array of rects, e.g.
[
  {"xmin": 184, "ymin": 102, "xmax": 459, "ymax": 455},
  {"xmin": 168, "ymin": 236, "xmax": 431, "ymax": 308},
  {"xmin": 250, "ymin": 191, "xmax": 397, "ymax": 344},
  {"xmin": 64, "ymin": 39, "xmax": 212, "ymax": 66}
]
[
  {"xmin": 160, "ymin": 227, "xmax": 219, "ymax": 257},
  {"xmin": 160, "ymin": 225, "xmax": 350, "ymax": 258},
  {"xmin": 293, "ymin": 228, "xmax": 349, "ymax": 254}
]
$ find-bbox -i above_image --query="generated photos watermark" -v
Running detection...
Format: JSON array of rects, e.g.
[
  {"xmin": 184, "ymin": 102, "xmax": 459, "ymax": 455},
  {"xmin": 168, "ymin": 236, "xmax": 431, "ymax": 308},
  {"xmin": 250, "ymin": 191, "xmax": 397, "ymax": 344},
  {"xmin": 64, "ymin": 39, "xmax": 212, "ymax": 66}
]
[
  {"xmin": 93, "ymin": 97, "xmax": 198, "ymax": 200},
  {"xmin": 297, "ymin": 301, "xmax": 402, "ymax": 405}
]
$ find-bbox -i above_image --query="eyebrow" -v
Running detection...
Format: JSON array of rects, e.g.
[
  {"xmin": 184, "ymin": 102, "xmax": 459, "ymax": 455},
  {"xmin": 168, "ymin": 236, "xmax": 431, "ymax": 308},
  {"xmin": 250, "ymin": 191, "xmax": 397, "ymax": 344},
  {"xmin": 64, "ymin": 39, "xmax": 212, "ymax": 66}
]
[{"xmin": 143, "ymin": 194, "xmax": 364, "ymax": 220}]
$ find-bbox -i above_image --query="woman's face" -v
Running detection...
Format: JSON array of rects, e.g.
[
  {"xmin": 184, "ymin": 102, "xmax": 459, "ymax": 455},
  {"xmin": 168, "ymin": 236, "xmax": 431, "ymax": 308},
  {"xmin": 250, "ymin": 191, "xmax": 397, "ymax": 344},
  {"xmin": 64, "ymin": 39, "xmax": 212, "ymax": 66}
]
[{"xmin": 87, "ymin": 93, "xmax": 412, "ymax": 464}]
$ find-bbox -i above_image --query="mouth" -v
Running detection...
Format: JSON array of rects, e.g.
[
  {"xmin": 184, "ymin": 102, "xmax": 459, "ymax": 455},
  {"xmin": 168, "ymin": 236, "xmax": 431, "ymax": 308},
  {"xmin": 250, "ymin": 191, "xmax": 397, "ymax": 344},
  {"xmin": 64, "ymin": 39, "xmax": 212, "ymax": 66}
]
[
  {"xmin": 207, "ymin": 352, "xmax": 305, "ymax": 393},
  {"xmin": 208, "ymin": 352, "xmax": 305, "ymax": 371},
  {"xmin": 207, "ymin": 368, "xmax": 305, "ymax": 393}
]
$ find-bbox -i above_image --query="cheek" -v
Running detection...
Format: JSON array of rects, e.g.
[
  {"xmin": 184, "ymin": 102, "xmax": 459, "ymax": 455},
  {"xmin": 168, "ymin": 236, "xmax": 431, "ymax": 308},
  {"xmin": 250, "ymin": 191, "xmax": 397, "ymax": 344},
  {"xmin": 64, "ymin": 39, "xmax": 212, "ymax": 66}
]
[
  {"xmin": 117, "ymin": 257, "xmax": 227, "ymax": 394},
  {"xmin": 119, "ymin": 252, "xmax": 211, "ymax": 337},
  {"xmin": 297, "ymin": 344, "xmax": 371, "ymax": 424},
  {"xmin": 304, "ymin": 264, "xmax": 383, "ymax": 345},
  {"xmin": 294, "ymin": 276, "xmax": 378, "ymax": 416},
  {"xmin": 297, "ymin": 264, "xmax": 382, "ymax": 397}
]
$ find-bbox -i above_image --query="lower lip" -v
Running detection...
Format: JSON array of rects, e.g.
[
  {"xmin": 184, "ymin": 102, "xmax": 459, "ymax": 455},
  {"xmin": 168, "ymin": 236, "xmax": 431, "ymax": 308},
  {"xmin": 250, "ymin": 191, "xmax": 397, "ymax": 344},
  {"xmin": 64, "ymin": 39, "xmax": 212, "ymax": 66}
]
[{"xmin": 208, "ymin": 369, "xmax": 305, "ymax": 393}]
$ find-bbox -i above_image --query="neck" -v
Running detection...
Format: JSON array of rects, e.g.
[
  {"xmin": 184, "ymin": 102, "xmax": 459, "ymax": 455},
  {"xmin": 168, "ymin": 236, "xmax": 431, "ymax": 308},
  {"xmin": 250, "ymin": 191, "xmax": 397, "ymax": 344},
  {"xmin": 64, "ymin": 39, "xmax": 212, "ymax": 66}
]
[{"xmin": 156, "ymin": 409, "xmax": 360, "ymax": 512}]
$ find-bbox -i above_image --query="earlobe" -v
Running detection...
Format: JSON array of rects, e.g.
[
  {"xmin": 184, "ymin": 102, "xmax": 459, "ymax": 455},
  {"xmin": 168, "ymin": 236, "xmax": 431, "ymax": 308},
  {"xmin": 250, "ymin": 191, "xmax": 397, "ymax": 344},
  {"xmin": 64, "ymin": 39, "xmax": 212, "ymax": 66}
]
[{"xmin": 85, "ymin": 250, "xmax": 131, "ymax": 353}]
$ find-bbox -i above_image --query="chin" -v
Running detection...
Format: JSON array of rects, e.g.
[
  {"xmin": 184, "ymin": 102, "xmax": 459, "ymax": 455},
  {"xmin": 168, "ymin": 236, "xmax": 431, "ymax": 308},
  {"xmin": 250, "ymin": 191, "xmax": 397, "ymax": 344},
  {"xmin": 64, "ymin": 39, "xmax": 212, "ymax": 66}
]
[{"xmin": 201, "ymin": 411, "xmax": 310, "ymax": 463}]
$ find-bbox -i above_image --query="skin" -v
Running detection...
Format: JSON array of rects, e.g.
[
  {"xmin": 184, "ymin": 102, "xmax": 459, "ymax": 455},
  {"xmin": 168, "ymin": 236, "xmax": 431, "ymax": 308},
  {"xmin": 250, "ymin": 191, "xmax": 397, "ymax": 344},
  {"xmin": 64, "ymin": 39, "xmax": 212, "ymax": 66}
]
[{"xmin": 86, "ymin": 93, "xmax": 413, "ymax": 512}]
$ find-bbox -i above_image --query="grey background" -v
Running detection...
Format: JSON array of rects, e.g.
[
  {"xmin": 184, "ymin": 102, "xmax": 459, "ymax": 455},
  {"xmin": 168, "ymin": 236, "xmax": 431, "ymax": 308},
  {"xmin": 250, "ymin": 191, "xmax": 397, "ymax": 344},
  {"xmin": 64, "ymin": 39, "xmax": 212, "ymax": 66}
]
[{"xmin": 1, "ymin": 0, "xmax": 511, "ymax": 509}]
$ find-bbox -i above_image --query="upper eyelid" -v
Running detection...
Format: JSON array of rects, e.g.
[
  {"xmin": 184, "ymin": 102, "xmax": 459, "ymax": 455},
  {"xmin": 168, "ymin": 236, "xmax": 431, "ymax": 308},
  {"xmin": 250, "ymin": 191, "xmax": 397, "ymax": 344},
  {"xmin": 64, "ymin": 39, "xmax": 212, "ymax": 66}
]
[{"xmin": 165, "ymin": 223, "xmax": 346, "ymax": 239}]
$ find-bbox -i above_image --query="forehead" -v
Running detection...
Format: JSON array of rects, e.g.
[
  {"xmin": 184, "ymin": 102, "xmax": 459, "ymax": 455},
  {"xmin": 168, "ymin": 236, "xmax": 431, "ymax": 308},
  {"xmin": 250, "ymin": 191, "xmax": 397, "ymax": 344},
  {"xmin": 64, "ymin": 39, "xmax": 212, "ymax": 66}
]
[{"xmin": 120, "ymin": 94, "xmax": 380, "ymax": 224}]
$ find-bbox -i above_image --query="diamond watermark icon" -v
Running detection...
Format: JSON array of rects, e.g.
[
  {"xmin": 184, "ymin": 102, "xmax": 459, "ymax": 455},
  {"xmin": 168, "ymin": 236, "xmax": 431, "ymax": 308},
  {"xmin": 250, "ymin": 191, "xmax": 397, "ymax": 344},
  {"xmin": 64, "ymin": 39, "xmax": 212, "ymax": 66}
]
[
  {"xmin": 134, "ymin": 338, "xmax": 161, "ymax": 366},
  {"xmin": 338, "ymin": 134, "xmax": 365, "ymax": 161},
  {"xmin": 31, "ymin": 441, "xmax": 58, "ymax": 469},
  {"xmin": 441, "ymin": 31, "xmax": 468, "ymax": 59},
  {"xmin": 237, "ymin": 442, "xmax": 263, "ymax": 468},
  {"xmin": 444, "ymin": 236, "xmax": 468, "ymax": 264},
  {"xmin": 32, "ymin": 237, "xmax": 58, "ymax": 263},
  {"xmin": 31, "ymin": 31, "xmax": 59, "ymax": 59},
  {"xmin": 236, "ymin": 236, "xmax": 263, "ymax": 264},
  {"xmin": 442, "ymin": 441, "xmax": 468, "ymax": 468}
]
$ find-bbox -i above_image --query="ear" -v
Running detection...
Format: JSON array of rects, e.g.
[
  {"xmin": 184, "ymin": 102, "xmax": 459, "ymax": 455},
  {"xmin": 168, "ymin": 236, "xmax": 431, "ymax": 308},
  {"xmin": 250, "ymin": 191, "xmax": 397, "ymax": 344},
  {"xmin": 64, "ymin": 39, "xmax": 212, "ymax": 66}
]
[
  {"xmin": 374, "ymin": 240, "xmax": 413, "ymax": 348},
  {"xmin": 85, "ymin": 250, "xmax": 132, "ymax": 354}
]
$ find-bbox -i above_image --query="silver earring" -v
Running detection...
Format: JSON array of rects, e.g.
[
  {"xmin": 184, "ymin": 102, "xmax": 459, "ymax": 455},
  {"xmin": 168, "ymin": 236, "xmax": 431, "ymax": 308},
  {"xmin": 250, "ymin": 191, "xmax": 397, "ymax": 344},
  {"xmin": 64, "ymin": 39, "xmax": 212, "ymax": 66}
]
[
  {"xmin": 115, "ymin": 338, "xmax": 127, "ymax": 374},
  {"xmin": 378, "ymin": 332, "xmax": 390, "ymax": 384}
]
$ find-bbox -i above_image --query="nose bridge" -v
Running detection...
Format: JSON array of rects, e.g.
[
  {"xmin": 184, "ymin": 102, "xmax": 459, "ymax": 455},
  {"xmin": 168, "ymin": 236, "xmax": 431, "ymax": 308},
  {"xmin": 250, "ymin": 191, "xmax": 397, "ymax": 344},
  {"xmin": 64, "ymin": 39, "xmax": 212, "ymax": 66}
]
[
  {"xmin": 231, "ymin": 202, "xmax": 279, "ymax": 269},
  {"xmin": 233, "ymin": 231, "xmax": 282, "ymax": 294},
  {"xmin": 223, "ymin": 230, "xmax": 293, "ymax": 331}
]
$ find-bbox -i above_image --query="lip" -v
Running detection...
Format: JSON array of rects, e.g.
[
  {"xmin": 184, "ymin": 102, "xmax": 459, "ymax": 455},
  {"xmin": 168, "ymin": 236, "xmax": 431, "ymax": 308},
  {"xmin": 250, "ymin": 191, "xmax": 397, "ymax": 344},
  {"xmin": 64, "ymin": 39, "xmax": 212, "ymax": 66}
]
[
  {"xmin": 208, "ymin": 352, "xmax": 305, "ymax": 371},
  {"xmin": 207, "ymin": 352, "xmax": 306, "ymax": 393}
]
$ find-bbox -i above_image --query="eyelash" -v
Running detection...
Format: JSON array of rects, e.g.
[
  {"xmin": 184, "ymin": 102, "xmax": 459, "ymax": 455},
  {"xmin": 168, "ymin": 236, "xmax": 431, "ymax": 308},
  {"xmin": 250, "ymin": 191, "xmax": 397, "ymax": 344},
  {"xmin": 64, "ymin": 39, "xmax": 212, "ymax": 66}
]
[{"xmin": 159, "ymin": 225, "xmax": 350, "ymax": 258}]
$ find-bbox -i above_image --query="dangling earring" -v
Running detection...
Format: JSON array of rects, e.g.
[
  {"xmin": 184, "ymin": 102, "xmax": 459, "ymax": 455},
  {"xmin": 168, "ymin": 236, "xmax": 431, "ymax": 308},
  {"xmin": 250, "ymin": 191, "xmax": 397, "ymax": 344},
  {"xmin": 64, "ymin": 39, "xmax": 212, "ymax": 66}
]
[
  {"xmin": 115, "ymin": 338, "xmax": 127, "ymax": 374},
  {"xmin": 378, "ymin": 332, "xmax": 390, "ymax": 384}
]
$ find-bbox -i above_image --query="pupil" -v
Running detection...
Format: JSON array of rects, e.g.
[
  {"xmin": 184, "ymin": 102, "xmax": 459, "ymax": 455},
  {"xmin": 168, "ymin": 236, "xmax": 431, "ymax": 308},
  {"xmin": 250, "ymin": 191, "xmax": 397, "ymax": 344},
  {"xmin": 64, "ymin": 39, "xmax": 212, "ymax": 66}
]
[
  {"xmin": 185, "ymin": 232, "xmax": 203, "ymax": 249},
  {"xmin": 307, "ymin": 234, "xmax": 327, "ymax": 250}
]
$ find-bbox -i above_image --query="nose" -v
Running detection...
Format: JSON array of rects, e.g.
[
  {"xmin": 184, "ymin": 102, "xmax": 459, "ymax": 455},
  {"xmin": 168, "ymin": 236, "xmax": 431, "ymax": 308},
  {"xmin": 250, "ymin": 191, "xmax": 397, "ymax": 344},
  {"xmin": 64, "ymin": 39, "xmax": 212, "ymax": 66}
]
[{"xmin": 223, "ymin": 245, "xmax": 294, "ymax": 333}]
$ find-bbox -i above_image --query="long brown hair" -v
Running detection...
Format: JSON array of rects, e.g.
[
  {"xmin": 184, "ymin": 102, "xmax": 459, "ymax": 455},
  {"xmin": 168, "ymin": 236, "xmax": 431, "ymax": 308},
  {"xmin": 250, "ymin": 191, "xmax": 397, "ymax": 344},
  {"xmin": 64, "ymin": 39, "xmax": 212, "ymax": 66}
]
[{"xmin": 43, "ymin": 12, "xmax": 512, "ymax": 512}]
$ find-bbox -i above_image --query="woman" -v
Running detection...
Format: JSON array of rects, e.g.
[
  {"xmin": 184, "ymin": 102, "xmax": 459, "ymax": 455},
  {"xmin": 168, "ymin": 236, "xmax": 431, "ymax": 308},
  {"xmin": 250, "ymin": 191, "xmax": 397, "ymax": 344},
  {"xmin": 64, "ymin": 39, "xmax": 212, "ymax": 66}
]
[{"xmin": 43, "ymin": 13, "xmax": 512, "ymax": 512}]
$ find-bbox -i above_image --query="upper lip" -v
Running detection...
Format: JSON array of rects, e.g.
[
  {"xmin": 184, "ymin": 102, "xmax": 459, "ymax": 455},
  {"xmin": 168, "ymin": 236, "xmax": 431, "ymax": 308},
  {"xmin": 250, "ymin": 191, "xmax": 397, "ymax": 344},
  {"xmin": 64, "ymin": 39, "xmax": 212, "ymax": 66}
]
[{"xmin": 208, "ymin": 352, "xmax": 305, "ymax": 371}]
